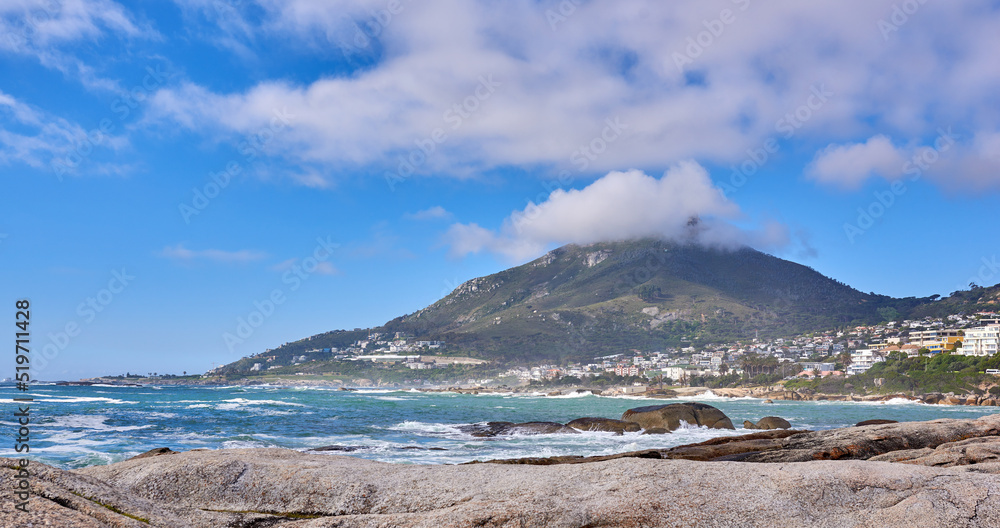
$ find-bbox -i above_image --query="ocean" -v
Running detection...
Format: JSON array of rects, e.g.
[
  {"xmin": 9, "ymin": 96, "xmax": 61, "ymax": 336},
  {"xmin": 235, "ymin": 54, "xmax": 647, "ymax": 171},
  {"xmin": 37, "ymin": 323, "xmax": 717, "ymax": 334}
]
[{"xmin": 3, "ymin": 383, "xmax": 997, "ymax": 469}]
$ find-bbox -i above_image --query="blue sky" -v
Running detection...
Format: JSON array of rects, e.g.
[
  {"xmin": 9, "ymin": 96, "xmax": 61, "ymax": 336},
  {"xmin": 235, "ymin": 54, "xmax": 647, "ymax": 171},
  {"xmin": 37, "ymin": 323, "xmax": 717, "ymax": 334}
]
[{"xmin": 2, "ymin": 0, "xmax": 999, "ymax": 379}]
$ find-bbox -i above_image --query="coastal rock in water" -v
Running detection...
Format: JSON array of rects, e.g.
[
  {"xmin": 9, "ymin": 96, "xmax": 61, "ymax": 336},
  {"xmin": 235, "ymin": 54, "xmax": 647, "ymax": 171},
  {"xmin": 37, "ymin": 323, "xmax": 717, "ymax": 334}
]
[
  {"xmin": 759, "ymin": 390, "xmax": 804, "ymax": 401},
  {"xmin": 755, "ymin": 417, "xmax": 792, "ymax": 430},
  {"xmin": 458, "ymin": 421, "xmax": 579, "ymax": 437},
  {"xmin": 741, "ymin": 414, "xmax": 1000, "ymax": 463},
  {"xmin": 566, "ymin": 417, "xmax": 641, "ymax": 435},
  {"xmin": 744, "ymin": 417, "xmax": 790, "ymax": 430},
  {"xmin": 458, "ymin": 421, "xmax": 515, "ymax": 437},
  {"xmin": 507, "ymin": 422, "xmax": 580, "ymax": 435},
  {"xmin": 641, "ymin": 428, "xmax": 670, "ymax": 435},
  {"xmin": 855, "ymin": 419, "xmax": 899, "ymax": 427},
  {"xmin": 309, "ymin": 445, "xmax": 448, "ymax": 452},
  {"xmin": 923, "ymin": 393, "xmax": 943, "ymax": 404},
  {"xmin": 310, "ymin": 445, "xmax": 367, "ymax": 452},
  {"xmin": 621, "ymin": 402, "xmax": 735, "ymax": 432}
]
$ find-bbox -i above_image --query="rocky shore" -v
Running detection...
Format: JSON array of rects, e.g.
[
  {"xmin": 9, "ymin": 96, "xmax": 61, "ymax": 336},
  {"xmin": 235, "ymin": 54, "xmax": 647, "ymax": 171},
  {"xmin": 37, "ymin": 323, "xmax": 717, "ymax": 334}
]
[
  {"xmin": 77, "ymin": 376, "xmax": 1000, "ymax": 407},
  {"xmin": 709, "ymin": 387, "xmax": 1000, "ymax": 406},
  {"xmin": 421, "ymin": 385, "xmax": 1000, "ymax": 407},
  {"xmin": 4, "ymin": 410, "xmax": 1000, "ymax": 527}
]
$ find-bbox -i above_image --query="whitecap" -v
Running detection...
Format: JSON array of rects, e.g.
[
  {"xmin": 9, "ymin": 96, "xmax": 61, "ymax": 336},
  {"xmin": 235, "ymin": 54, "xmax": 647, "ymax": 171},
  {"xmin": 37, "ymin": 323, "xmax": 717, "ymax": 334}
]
[
  {"xmin": 35, "ymin": 396, "xmax": 137, "ymax": 404},
  {"xmin": 221, "ymin": 398, "xmax": 306, "ymax": 407},
  {"xmin": 388, "ymin": 421, "xmax": 466, "ymax": 436}
]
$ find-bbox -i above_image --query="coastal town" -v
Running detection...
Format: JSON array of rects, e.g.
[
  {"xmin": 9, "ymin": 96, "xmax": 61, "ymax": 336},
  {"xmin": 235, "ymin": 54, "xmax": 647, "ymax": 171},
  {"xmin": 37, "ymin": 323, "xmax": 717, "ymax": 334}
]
[
  {"xmin": 201, "ymin": 313, "xmax": 1000, "ymax": 390},
  {"xmin": 504, "ymin": 313, "xmax": 1000, "ymax": 385}
]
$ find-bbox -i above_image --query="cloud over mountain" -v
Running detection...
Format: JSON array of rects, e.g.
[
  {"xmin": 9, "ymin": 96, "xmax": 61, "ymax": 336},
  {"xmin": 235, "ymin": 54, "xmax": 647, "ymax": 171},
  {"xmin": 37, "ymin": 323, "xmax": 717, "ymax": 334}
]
[{"xmin": 444, "ymin": 162, "xmax": 790, "ymax": 261}]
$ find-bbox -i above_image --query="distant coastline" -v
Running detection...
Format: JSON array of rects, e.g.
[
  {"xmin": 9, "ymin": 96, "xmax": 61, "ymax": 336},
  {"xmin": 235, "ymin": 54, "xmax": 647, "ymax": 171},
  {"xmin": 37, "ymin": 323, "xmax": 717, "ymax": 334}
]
[{"xmin": 62, "ymin": 375, "xmax": 1000, "ymax": 408}]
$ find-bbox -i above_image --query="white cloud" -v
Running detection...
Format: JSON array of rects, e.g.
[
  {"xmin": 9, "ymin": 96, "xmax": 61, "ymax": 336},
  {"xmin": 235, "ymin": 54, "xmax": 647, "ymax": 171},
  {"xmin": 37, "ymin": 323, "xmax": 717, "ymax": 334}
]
[
  {"xmin": 808, "ymin": 129, "xmax": 1000, "ymax": 190},
  {"xmin": 146, "ymin": 0, "xmax": 1000, "ymax": 191},
  {"xmin": 0, "ymin": 0, "xmax": 142, "ymax": 47},
  {"xmin": 159, "ymin": 244, "xmax": 267, "ymax": 263},
  {"xmin": 406, "ymin": 206, "xmax": 453, "ymax": 221},
  {"xmin": 444, "ymin": 162, "xmax": 790, "ymax": 261},
  {"xmin": 270, "ymin": 257, "xmax": 339, "ymax": 275},
  {"xmin": 807, "ymin": 135, "xmax": 908, "ymax": 189},
  {"xmin": 0, "ymin": 90, "xmax": 129, "ymax": 174},
  {"xmin": 0, "ymin": 0, "xmax": 155, "ymax": 91}
]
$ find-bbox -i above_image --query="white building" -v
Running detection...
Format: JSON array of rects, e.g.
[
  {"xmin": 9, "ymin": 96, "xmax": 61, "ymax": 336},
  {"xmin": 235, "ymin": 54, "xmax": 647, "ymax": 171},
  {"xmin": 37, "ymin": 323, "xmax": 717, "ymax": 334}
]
[
  {"xmin": 908, "ymin": 329, "xmax": 961, "ymax": 347},
  {"xmin": 847, "ymin": 349, "xmax": 884, "ymax": 376},
  {"xmin": 960, "ymin": 325, "xmax": 1000, "ymax": 357}
]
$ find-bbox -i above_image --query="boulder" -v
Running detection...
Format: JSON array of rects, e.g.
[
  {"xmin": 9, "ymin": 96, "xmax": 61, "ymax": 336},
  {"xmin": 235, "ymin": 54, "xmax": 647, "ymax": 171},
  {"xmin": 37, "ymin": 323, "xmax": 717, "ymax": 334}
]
[
  {"xmin": 483, "ymin": 430, "xmax": 807, "ymax": 465},
  {"xmin": 458, "ymin": 421, "xmax": 515, "ymax": 437},
  {"xmin": 759, "ymin": 390, "xmax": 803, "ymax": 401},
  {"xmin": 755, "ymin": 417, "xmax": 792, "ymax": 430},
  {"xmin": 457, "ymin": 421, "xmax": 579, "ymax": 437},
  {"xmin": 763, "ymin": 399, "xmax": 774, "ymax": 404},
  {"xmin": 741, "ymin": 414, "xmax": 1000, "ymax": 463},
  {"xmin": 310, "ymin": 445, "xmax": 446, "ymax": 452},
  {"xmin": 566, "ymin": 417, "xmax": 641, "ymax": 435},
  {"xmin": 744, "ymin": 417, "xmax": 791, "ymax": 430},
  {"xmin": 869, "ymin": 436, "xmax": 1000, "ymax": 467},
  {"xmin": 127, "ymin": 447, "xmax": 178, "ymax": 461},
  {"xmin": 661, "ymin": 430, "xmax": 806, "ymax": 461},
  {"xmin": 507, "ymin": 422, "xmax": 580, "ymax": 435},
  {"xmin": 641, "ymin": 428, "xmax": 670, "ymax": 435},
  {"xmin": 621, "ymin": 402, "xmax": 735, "ymax": 432},
  {"xmin": 922, "ymin": 393, "xmax": 943, "ymax": 404},
  {"xmin": 855, "ymin": 419, "xmax": 899, "ymax": 427}
]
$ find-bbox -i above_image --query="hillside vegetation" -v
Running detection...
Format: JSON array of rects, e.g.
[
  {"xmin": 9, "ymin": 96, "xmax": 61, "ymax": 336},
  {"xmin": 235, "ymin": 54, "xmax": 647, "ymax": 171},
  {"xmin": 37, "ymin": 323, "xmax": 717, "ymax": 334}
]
[
  {"xmin": 786, "ymin": 352, "xmax": 1000, "ymax": 396},
  {"xmin": 216, "ymin": 239, "xmax": 976, "ymax": 373}
]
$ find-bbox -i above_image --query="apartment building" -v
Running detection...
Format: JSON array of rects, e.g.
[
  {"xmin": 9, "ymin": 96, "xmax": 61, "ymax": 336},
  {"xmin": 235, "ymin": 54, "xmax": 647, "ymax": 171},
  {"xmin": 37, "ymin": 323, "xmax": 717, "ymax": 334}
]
[
  {"xmin": 960, "ymin": 325, "xmax": 1000, "ymax": 357},
  {"xmin": 847, "ymin": 349, "xmax": 884, "ymax": 376}
]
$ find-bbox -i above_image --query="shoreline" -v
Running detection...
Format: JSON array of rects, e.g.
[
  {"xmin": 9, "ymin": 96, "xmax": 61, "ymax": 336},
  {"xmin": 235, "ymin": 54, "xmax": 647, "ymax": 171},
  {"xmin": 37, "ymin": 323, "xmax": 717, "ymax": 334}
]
[
  {"xmin": 55, "ymin": 376, "xmax": 1000, "ymax": 407},
  {"xmin": 6, "ymin": 414, "xmax": 1000, "ymax": 527}
]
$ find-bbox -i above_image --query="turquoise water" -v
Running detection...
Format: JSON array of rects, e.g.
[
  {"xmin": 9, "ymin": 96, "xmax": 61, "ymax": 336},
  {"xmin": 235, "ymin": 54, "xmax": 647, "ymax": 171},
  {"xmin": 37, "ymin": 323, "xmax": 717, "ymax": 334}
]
[{"xmin": 2, "ymin": 384, "xmax": 997, "ymax": 469}]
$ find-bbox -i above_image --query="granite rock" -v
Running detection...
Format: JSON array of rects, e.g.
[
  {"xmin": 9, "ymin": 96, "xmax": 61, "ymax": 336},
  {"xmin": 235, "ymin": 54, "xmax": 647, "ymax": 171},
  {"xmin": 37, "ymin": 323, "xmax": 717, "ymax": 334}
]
[
  {"xmin": 621, "ymin": 402, "xmax": 735, "ymax": 431},
  {"xmin": 65, "ymin": 447, "xmax": 1000, "ymax": 527},
  {"xmin": 565, "ymin": 417, "xmax": 641, "ymax": 434},
  {"xmin": 742, "ymin": 413, "xmax": 1000, "ymax": 462}
]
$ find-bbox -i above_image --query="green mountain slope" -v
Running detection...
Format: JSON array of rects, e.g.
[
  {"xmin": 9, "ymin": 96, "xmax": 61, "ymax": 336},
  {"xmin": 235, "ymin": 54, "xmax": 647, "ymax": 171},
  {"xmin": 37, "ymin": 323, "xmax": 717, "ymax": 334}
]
[
  {"xmin": 908, "ymin": 284, "xmax": 1000, "ymax": 319},
  {"xmin": 219, "ymin": 239, "xmax": 945, "ymax": 372},
  {"xmin": 380, "ymin": 239, "xmax": 927, "ymax": 361}
]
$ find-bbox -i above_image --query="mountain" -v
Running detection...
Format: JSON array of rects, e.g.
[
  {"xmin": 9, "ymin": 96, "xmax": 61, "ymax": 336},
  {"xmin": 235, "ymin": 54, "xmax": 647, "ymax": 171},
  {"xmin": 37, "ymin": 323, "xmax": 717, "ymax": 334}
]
[{"xmin": 218, "ymin": 239, "xmax": 946, "ymax": 372}]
